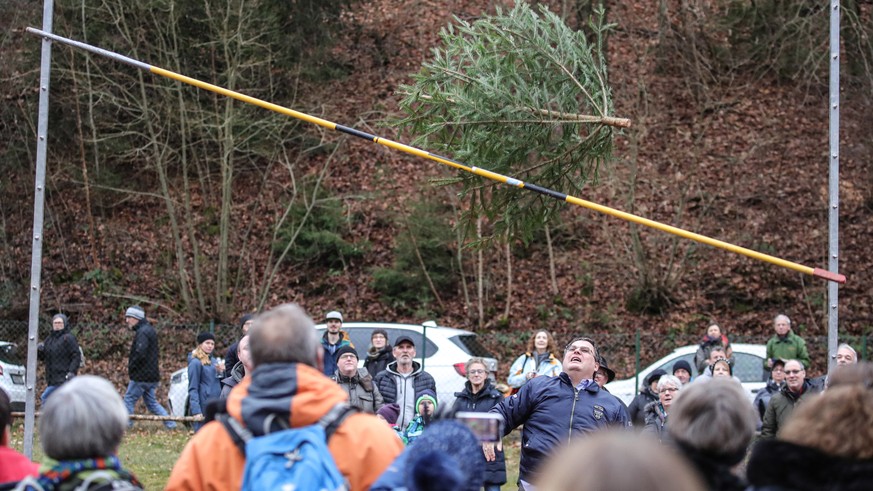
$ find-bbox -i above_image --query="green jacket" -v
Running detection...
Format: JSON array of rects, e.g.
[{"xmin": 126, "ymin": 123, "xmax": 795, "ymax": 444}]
[
  {"xmin": 764, "ymin": 331, "xmax": 810, "ymax": 370},
  {"xmin": 760, "ymin": 380, "xmax": 819, "ymax": 438}
]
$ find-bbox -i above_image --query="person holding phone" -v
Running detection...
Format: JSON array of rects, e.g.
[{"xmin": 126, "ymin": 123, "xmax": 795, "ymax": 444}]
[{"xmin": 452, "ymin": 357, "xmax": 506, "ymax": 491}]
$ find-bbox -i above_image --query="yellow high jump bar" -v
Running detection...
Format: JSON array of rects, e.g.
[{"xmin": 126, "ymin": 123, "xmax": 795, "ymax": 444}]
[{"xmin": 26, "ymin": 27, "xmax": 846, "ymax": 284}]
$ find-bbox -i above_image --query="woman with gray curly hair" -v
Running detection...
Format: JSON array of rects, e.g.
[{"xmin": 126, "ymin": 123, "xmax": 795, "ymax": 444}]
[{"xmin": 26, "ymin": 375, "xmax": 142, "ymax": 490}]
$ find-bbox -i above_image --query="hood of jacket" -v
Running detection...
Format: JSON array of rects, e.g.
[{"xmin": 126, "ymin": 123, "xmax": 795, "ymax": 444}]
[
  {"xmin": 385, "ymin": 360, "xmax": 423, "ymax": 377},
  {"xmin": 367, "ymin": 345, "xmax": 392, "ymax": 359},
  {"xmin": 226, "ymin": 362, "xmax": 348, "ymax": 437}
]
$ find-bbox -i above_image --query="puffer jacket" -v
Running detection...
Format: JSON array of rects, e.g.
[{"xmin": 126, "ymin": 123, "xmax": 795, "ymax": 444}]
[
  {"xmin": 761, "ymin": 379, "xmax": 821, "ymax": 438},
  {"xmin": 39, "ymin": 326, "xmax": 80, "ymax": 386},
  {"xmin": 128, "ymin": 319, "xmax": 161, "ymax": 382},
  {"xmin": 364, "ymin": 346, "xmax": 395, "ymax": 378},
  {"xmin": 452, "ymin": 380, "xmax": 506, "ymax": 486},
  {"xmin": 333, "ymin": 367, "xmax": 384, "ymax": 413},
  {"xmin": 490, "ymin": 373, "xmax": 631, "ymax": 484},
  {"xmin": 627, "ymin": 386, "xmax": 659, "ymax": 427},
  {"xmin": 166, "ymin": 363, "xmax": 404, "ymax": 491},
  {"xmin": 373, "ymin": 361, "xmax": 436, "ymax": 406}
]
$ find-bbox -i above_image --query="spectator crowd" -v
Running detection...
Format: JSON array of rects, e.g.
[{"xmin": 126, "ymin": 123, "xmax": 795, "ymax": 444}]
[{"xmin": 2, "ymin": 307, "xmax": 871, "ymax": 491}]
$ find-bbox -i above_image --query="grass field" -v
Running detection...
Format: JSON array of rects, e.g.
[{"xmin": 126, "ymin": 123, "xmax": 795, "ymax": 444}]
[{"xmin": 10, "ymin": 422, "xmax": 522, "ymax": 490}]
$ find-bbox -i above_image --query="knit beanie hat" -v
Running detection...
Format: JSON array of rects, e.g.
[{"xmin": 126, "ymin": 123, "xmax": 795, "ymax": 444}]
[
  {"xmin": 376, "ymin": 403, "xmax": 401, "ymax": 425},
  {"xmin": 239, "ymin": 313, "xmax": 254, "ymax": 330},
  {"xmin": 334, "ymin": 345, "xmax": 358, "ymax": 363},
  {"xmin": 125, "ymin": 306, "xmax": 145, "ymax": 320},
  {"xmin": 371, "ymin": 328, "xmax": 389, "ymax": 342},
  {"xmin": 414, "ymin": 389, "xmax": 438, "ymax": 414},
  {"xmin": 197, "ymin": 332, "xmax": 215, "ymax": 345},
  {"xmin": 710, "ymin": 358, "xmax": 733, "ymax": 376},
  {"xmin": 52, "ymin": 313, "xmax": 69, "ymax": 329},
  {"xmin": 673, "ymin": 359, "xmax": 693, "ymax": 376}
]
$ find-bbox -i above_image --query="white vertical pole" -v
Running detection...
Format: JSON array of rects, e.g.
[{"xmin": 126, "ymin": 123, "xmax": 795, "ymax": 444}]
[
  {"xmin": 24, "ymin": 0, "xmax": 55, "ymax": 458},
  {"xmin": 827, "ymin": 0, "xmax": 841, "ymax": 375}
]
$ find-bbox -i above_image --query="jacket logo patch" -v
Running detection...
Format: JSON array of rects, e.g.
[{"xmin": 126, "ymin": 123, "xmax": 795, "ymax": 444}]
[{"xmin": 593, "ymin": 404, "xmax": 604, "ymax": 420}]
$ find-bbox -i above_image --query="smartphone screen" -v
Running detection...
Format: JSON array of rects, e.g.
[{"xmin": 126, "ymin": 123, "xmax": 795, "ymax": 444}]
[{"xmin": 455, "ymin": 412, "xmax": 504, "ymax": 442}]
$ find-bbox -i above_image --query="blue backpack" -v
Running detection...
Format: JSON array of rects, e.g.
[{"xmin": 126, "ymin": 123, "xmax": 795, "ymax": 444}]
[{"xmin": 219, "ymin": 403, "xmax": 357, "ymax": 491}]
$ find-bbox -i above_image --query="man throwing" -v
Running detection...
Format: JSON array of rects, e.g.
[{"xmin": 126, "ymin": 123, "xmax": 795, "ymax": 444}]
[{"xmin": 487, "ymin": 337, "xmax": 630, "ymax": 490}]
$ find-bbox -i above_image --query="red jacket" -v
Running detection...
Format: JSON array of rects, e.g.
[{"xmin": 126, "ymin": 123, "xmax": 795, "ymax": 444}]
[
  {"xmin": 166, "ymin": 363, "xmax": 403, "ymax": 491},
  {"xmin": 0, "ymin": 446, "xmax": 40, "ymax": 483}
]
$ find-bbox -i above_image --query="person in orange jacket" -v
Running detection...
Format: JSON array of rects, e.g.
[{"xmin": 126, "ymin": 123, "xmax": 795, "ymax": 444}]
[{"xmin": 166, "ymin": 304, "xmax": 403, "ymax": 491}]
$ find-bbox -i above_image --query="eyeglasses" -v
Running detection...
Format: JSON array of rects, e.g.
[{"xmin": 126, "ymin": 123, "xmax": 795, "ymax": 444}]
[
  {"xmin": 565, "ymin": 344, "xmax": 595, "ymax": 356},
  {"xmin": 784, "ymin": 369, "xmax": 804, "ymax": 375},
  {"xmin": 659, "ymin": 387, "xmax": 679, "ymax": 393},
  {"xmin": 338, "ymin": 354, "xmax": 357, "ymax": 360},
  {"xmin": 467, "ymin": 369, "xmax": 487, "ymax": 375}
]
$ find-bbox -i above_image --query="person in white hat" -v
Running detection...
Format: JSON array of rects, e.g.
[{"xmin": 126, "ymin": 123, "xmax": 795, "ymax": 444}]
[{"xmin": 321, "ymin": 310, "xmax": 354, "ymax": 376}]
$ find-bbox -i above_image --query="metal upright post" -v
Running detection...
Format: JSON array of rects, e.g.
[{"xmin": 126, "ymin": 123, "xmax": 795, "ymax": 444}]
[
  {"xmin": 826, "ymin": 0, "xmax": 841, "ymax": 375},
  {"xmin": 24, "ymin": 0, "xmax": 55, "ymax": 458}
]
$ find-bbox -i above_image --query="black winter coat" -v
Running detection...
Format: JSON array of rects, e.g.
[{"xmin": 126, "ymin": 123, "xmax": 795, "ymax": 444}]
[
  {"xmin": 363, "ymin": 347, "xmax": 394, "ymax": 378},
  {"xmin": 452, "ymin": 380, "xmax": 507, "ymax": 486},
  {"xmin": 39, "ymin": 329, "xmax": 80, "ymax": 386},
  {"xmin": 628, "ymin": 387, "xmax": 658, "ymax": 427},
  {"xmin": 224, "ymin": 340, "xmax": 240, "ymax": 377},
  {"xmin": 675, "ymin": 441, "xmax": 747, "ymax": 491},
  {"xmin": 747, "ymin": 439, "xmax": 873, "ymax": 491},
  {"xmin": 128, "ymin": 320, "xmax": 161, "ymax": 382}
]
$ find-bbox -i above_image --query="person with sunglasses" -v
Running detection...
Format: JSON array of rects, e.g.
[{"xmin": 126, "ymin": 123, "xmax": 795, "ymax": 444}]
[
  {"xmin": 761, "ymin": 359, "xmax": 822, "ymax": 438},
  {"xmin": 485, "ymin": 337, "xmax": 630, "ymax": 491}
]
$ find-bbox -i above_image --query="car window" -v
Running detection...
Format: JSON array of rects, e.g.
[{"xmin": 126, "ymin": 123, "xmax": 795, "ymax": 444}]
[
  {"xmin": 654, "ymin": 353, "xmax": 699, "ymax": 377},
  {"xmin": 318, "ymin": 327, "xmax": 439, "ymax": 359},
  {"xmin": 0, "ymin": 343, "xmax": 22, "ymax": 365},
  {"xmin": 732, "ymin": 352, "xmax": 766, "ymax": 383},
  {"xmin": 451, "ymin": 334, "xmax": 494, "ymax": 358}
]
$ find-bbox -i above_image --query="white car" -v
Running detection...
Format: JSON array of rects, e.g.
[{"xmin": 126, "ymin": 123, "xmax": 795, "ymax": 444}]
[
  {"xmin": 314, "ymin": 322, "xmax": 498, "ymax": 408},
  {"xmin": 604, "ymin": 343, "xmax": 768, "ymax": 406},
  {"xmin": 168, "ymin": 321, "xmax": 496, "ymax": 416},
  {"xmin": 0, "ymin": 341, "xmax": 27, "ymax": 411}
]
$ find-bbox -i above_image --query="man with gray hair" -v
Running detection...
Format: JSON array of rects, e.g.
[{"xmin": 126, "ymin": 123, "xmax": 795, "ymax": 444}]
[
  {"xmin": 32, "ymin": 375, "xmax": 142, "ymax": 489},
  {"xmin": 764, "ymin": 314, "xmax": 810, "ymax": 374},
  {"xmin": 122, "ymin": 305, "xmax": 175, "ymax": 429},
  {"xmin": 167, "ymin": 303, "xmax": 402, "ymax": 491}
]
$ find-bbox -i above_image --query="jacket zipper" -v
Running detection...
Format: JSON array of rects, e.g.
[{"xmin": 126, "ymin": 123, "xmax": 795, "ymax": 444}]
[{"xmin": 568, "ymin": 388, "xmax": 580, "ymax": 439}]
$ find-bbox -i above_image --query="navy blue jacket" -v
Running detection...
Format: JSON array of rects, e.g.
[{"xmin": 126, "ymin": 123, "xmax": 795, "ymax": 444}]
[{"xmin": 490, "ymin": 372, "xmax": 631, "ymax": 484}]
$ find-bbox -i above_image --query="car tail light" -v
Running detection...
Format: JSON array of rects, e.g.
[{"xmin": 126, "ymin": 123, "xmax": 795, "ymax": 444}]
[{"xmin": 453, "ymin": 362, "xmax": 466, "ymax": 377}]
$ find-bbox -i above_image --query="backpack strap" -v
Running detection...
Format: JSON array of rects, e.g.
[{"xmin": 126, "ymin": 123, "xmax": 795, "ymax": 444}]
[
  {"xmin": 218, "ymin": 412, "xmax": 254, "ymax": 455},
  {"xmin": 319, "ymin": 402, "xmax": 358, "ymax": 440}
]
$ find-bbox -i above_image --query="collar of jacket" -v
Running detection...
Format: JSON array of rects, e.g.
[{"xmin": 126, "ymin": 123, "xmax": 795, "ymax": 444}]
[
  {"xmin": 748, "ymin": 438, "xmax": 873, "ymax": 490},
  {"xmin": 558, "ymin": 372, "xmax": 601, "ymax": 393},
  {"xmin": 386, "ymin": 360, "xmax": 422, "ymax": 376}
]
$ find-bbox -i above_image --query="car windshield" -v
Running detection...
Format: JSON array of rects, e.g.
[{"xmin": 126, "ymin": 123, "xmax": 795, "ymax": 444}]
[
  {"xmin": 451, "ymin": 334, "xmax": 494, "ymax": 358},
  {"xmin": 0, "ymin": 343, "xmax": 23, "ymax": 365}
]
